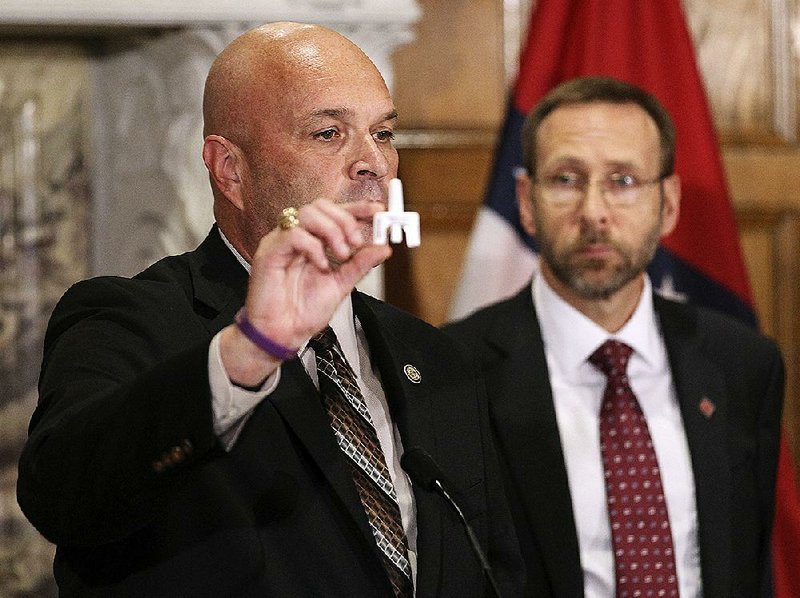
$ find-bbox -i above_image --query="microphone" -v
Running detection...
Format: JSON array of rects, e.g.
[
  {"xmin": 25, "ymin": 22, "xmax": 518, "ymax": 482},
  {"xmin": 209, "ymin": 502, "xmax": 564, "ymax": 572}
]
[{"xmin": 401, "ymin": 447, "xmax": 503, "ymax": 598}]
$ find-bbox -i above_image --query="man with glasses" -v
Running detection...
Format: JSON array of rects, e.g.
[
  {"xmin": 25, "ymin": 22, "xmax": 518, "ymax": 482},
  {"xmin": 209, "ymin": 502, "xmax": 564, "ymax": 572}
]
[{"xmin": 444, "ymin": 76, "xmax": 783, "ymax": 597}]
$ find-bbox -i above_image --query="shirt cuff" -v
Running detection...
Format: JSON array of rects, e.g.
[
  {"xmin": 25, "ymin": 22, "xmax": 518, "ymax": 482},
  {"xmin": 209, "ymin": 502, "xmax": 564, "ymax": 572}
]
[{"xmin": 208, "ymin": 331, "xmax": 281, "ymax": 450}]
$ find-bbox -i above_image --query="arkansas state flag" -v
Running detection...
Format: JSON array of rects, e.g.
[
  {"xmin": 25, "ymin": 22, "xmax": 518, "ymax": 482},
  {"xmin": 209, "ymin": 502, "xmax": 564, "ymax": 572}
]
[{"xmin": 447, "ymin": 0, "xmax": 800, "ymax": 595}]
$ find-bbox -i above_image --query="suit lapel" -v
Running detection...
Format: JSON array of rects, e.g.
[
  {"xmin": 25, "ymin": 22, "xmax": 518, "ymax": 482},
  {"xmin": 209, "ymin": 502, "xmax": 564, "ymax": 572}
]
[
  {"xmin": 486, "ymin": 289, "xmax": 584, "ymax": 597},
  {"xmin": 186, "ymin": 226, "xmax": 249, "ymax": 334},
  {"xmin": 656, "ymin": 297, "xmax": 732, "ymax": 598},
  {"xmin": 352, "ymin": 294, "xmax": 436, "ymax": 449},
  {"xmin": 352, "ymin": 292, "xmax": 442, "ymax": 593}
]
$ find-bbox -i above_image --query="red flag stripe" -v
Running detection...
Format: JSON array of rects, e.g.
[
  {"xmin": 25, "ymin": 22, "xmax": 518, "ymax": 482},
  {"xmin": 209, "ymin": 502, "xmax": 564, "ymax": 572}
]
[{"xmin": 773, "ymin": 435, "xmax": 800, "ymax": 598}]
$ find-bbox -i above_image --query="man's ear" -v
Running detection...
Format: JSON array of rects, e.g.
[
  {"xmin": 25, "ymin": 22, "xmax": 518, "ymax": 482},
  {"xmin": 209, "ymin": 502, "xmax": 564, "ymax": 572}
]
[
  {"xmin": 203, "ymin": 135, "xmax": 245, "ymax": 210},
  {"xmin": 659, "ymin": 173, "xmax": 681, "ymax": 238},
  {"xmin": 516, "ymin": 169, "xmax": 537, "ymax": 238}
]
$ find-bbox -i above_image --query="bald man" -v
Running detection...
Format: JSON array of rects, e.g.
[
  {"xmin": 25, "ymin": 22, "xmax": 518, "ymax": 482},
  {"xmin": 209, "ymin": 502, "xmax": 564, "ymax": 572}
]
[{"xmin": 17, "ymin": 23, "xmax": 523, "ymax": 597}]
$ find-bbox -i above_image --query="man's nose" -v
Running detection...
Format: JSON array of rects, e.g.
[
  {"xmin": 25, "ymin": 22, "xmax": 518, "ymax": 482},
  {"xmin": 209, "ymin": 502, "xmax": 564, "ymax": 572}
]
[
  {"xmin": 576, "ymin": 179, "xmax": 612, "ymax": 225},
  {"xmin": 349, "ymin": 134, "xmax": 390, "ymax": 180}
]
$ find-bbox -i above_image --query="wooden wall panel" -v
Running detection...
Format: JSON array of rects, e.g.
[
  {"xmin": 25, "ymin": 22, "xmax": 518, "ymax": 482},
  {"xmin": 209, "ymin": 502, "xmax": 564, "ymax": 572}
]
[
  {"xmin": 739, "ymin": 222, "xmax": 778, "ymax": 332},
  {"xmin": 736, "ymin": 209, "xmax": 800, "ymax": 470},
  {"xmin": 683, "ymin": 0, "xmax": 778, "ymax": 139},
  {"xmin": 727, "ymin": 146, "xmax": 800, "ymax": 470},
  {"xmin": 391, "ymin": 145, "xmax": 493, "ymax": 324},
  {"xmin": 392, "ymin": 0, "xmax": 505, "ymax": 129}
]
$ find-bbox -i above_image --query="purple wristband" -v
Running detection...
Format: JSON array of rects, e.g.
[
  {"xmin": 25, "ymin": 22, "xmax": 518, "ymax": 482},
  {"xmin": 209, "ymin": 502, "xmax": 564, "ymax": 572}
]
[{"xmin": 234, "ymin": 308, "xmax": 298, "ymax": 361}]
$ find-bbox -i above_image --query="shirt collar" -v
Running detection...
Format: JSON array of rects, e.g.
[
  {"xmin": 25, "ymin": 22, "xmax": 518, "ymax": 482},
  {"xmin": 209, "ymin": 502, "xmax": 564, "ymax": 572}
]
[
  {"xmin": 328, "ymin": 297, "xmax": 360, "ymax": 372},
  {"xmin": 533, "ymin": 272, "xmax": 663, "ymax": 380},
  {"xmin": 219, "ymin": 228, "xmax": 250, "ymax": 272}
]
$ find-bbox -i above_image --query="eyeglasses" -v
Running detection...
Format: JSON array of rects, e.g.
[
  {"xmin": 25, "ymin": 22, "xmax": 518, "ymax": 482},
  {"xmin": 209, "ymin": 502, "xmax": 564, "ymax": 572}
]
[{"xmin": 533, "ymin": 172, "xmax": 666, "ymax": 207}]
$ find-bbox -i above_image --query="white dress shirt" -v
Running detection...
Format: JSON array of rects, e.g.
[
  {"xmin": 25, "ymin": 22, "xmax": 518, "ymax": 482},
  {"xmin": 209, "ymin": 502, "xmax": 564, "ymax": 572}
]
[
  {"xmin": 205, "ymin": 231, "xmax": 418, "ymax": 582},
  {"xmin": 533, "ymin": 272, "xmax": 702, "ymax": 598}
]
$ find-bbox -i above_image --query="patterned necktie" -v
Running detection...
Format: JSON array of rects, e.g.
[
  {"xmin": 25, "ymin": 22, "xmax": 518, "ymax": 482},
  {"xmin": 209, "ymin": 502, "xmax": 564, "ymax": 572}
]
[
  {"xmin": 589, "ymin": 340, "xmax": 680, "ymax": 598},
  {"xmin": 310, "ymin": 326, "xmax": 413, "ymax": 598}
]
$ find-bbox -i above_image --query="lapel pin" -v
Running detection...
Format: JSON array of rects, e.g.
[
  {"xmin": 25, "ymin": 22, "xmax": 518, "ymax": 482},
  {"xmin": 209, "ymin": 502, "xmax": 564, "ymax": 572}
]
[
  {"xmin": 699, "ymin": 397, "xmax": 716, "ymax": 419},
  {"xmin": 403, "ymin": 364, "xmax": 421, "ymax": 384}
]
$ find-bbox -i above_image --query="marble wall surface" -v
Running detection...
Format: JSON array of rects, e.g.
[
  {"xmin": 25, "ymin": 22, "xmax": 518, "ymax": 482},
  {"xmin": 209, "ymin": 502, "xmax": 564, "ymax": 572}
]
[
  {"xmin": 90, "ymin": 28, "xmax": 230, "ymax": 278},
  {"xmin": 0, "ymin": 40, "xmax": 90, "ymax": 597}
]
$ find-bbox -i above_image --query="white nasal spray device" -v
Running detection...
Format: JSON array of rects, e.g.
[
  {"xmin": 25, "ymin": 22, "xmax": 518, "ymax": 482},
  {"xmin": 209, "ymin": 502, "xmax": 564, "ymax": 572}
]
[{"xmin": 373, "ymin": 178, "xmax": 420, "ymax": 248}]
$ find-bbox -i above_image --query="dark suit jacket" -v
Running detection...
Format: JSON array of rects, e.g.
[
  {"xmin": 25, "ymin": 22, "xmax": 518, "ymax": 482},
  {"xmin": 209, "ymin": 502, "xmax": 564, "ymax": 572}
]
[
  {"xmin": 443, "ymin": 284, "xmax": 784, "ymax": 598},
  {"xmin": 17, "ymin": 227, "xmax": 523, "ymax": 597}
]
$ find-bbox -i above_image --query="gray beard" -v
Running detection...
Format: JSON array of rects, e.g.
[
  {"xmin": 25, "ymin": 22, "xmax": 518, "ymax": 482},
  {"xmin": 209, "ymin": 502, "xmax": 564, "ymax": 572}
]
[{"xmin": 539, "ymin": 225, "xmax": 661, "ymax": 301}]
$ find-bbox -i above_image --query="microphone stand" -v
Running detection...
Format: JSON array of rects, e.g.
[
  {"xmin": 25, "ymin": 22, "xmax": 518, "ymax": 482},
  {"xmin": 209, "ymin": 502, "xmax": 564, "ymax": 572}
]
[{"xmin": 432, "ymin": 480, "xmax": 503, "ymax": 598}]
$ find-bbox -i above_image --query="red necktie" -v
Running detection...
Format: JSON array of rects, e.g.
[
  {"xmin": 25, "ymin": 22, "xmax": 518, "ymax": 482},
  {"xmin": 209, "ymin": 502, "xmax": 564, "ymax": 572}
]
[
  {"xmin": 590, "ymin": 340, "xmax": 680, "ymax": 598},
  {"xmin": 310, "ymin": 326, "xmax": 413, "ymax": 598}
]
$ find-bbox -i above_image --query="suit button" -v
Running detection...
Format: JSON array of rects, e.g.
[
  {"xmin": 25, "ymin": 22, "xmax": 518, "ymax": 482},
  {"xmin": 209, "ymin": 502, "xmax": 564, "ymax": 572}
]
[
  {"xmin": 180, "ymin": 439, "xmax": 194, "ymax": 455},
  {"xmin": 169, "ymin": 445, "xmax": 185, "ymax": 463},
  {"xmin": 152, "ymin": 439, "xmax": 194, "ymax": 472}
]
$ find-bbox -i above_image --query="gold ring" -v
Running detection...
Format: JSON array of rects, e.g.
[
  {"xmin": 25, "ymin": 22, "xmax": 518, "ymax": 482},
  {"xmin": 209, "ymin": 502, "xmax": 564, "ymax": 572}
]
[{"xmin": 278, "ymin": 207, "xmax": 300, "ymax": 231}]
